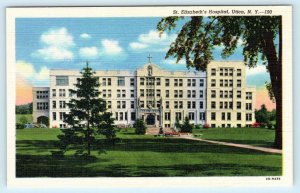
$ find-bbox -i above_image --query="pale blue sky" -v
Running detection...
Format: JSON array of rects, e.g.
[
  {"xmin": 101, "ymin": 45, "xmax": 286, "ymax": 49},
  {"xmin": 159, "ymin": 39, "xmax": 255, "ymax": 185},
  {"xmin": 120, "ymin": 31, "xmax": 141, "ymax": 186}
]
[{"xmin": 16, "ymin": 17, "xmax": 270, "ymax": 87}]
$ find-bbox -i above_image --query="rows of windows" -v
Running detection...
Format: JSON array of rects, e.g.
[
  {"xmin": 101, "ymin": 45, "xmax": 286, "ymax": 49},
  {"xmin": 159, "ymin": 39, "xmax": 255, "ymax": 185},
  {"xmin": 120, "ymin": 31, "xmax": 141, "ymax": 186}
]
[
  {"xmin": 52, "ymin": 101, "xmax": 67, "ymax": 109},
  {"xmin": 36, "ymin": 102, "xmax": 48, "ymax": 110},
  {"xmin": 210, "ymin": 90, "xmax": 252, "ymax": 99},
  {"xmin": 139, "ymin": 78, "xmax": 205, "ymax": 87},
  {"xmin": 210, "ymin": 101, "xmax": 253, "ymax": 110},
  {"xmin": 210, "ymin": 112, "xmax": 252, "ymax": 121},
  {"xmin": 210, "ymin": 79, "xmax": 242, "ymax": 87},
  {"xmin": 36, "ymin": 91, "xmax": 48, "ymax": 99},
  {"xmin": 52, "ymin": 112, "xmax": 66, "ymax": 121},
  {"xmin": 164, "ymin": 112, "xmax": 206, "ymax": 121},
  {"xmin": 211, "ymin": 68, "xmax": 242, "ymax": 77},
  {"xmin": 115, "ymin": 112, "xmax": 136, "ymax": 121}
]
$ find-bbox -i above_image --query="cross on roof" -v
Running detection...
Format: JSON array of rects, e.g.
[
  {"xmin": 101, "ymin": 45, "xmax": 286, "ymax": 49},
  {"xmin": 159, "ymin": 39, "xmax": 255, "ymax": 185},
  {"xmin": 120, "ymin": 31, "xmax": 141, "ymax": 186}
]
[{"xmin": 147, "ymin": 54, "xmax": 152, "ymax": 63}]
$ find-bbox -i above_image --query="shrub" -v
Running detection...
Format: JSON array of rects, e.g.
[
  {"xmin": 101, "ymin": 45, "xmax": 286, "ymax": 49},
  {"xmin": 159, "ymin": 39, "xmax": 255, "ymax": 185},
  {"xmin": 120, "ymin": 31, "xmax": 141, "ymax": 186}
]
[
  {"xmin": 194, "ymin": 124, "xmax": 202, "ymax": 130},
  {"xmin": 16, "ymin": 123, "xmax": 24, "ymax": 130},
  {"xmin": 203, "ymin": 123, "xmax": 210, "ymax": 129},
  {"xmin": 180, "ymin": 117, "xmax": 193, "ymax": 133},
  {"xmin": 267, "ymin": 122, "xmax": 274, "ymax": 129},
  {"xmin": 133, "ymin": 118, "xmax": 146, "ymax": 135}
]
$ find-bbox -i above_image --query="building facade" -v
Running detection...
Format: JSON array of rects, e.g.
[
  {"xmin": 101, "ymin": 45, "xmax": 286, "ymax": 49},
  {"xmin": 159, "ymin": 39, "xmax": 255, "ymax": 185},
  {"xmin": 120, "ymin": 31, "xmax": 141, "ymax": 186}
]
[{"xmin": 32, "ymin": 61, "xmax": 255, "ymax": 128}]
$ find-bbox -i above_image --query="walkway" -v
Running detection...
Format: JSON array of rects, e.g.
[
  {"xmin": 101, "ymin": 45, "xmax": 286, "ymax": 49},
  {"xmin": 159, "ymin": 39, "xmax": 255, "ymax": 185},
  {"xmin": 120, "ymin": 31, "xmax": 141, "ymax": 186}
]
[{"xmin": 176, "ymin": 136, "xmax": 282, "ymax": 154}]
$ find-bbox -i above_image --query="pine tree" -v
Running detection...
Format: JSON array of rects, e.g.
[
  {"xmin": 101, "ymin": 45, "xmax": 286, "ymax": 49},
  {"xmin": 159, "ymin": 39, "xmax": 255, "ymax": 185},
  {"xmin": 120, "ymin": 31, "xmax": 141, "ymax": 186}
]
[{"xmin": 58, "ymin": 62, "xmax": 115, "ymax": 156}]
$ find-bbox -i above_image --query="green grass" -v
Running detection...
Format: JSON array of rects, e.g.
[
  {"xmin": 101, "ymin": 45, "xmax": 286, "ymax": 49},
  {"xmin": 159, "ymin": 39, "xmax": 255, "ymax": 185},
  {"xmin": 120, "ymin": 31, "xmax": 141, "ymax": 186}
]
[
  {"xmin": 16, "ymin": 128, "xmax": 282, "ymax": 177},
  {"xmin": 16, "ymin": 114, "xmax": 33, "ymax": 124},
  {"xmin": 193, "ymin": 127, "xmax": 276, "ymax": 148}
]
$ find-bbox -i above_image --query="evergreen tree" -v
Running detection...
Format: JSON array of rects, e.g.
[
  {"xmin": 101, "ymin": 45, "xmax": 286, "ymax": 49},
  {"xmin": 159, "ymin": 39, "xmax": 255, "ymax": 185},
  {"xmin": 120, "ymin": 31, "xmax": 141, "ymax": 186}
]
[
  {"xmin": 58, "ymin": 62, "xmax": 115, "ymax": 156},
  {"xmin": 133, "ymin": 118, "xmax": 146, "ymax": 135},
  {"xmin": 181, "ymin": 117, "xmax": 193, "ymax": 133}
]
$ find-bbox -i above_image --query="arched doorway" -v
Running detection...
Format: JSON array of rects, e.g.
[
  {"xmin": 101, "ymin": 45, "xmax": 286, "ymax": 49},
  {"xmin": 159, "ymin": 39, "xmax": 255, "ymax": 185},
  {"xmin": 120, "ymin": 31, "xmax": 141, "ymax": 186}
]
[
  {"xmin": 146, "ymin": 114, "xmax": 155, "ymax": 125},
  {"xmin": 37, "ymin": 116, "xmax": 49, "ymax": 126}
]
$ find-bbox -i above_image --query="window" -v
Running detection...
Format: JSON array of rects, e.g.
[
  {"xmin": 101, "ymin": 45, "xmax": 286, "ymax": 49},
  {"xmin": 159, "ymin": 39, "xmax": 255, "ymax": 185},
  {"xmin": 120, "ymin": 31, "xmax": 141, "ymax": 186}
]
[
  {"xmin": 174, "ymin": 79, "xmax": 178, "ymax": 86},
  {"xmin": 140, "ymin": 89, "xmax": 144, "ymax": 97},
  {"xmin": 166, "ymin": 90, "xmax": 169, "ymax": 98},
  {"xmin": 229, "ymin": 80, "xmax": 233, "ymax": 87},
  {"xmin": 107, "ymin": 78, "xmax": 111, "ymax": 86},
  {"xmin": 52, "ymin": 101, "xmax": 56, "ymax": 109},
  {"xmin": 192, "ymin": 101, "xmax": 196, "ymax": 109},
  {"xmin": 229, "ymin": 102, "xmax": 233, "ymax": 109},
  {"xmin": 187, "ymin": 90, "xmax": 191, "ymax": 98},
  {"xmin": 130, "ymin": 90, "xmax": 134, "ymax": 98},
  {"xmin": 131, "ymin": 112, "xmax": 136, "ymax": 121},
  {"xmin": 52, "ymin": 89, "xmax": 56, "ymax": 97},
  {"xmin": 59, "ymin": 112, "xmax": 65, "ymax": 121},
  {"xmin": 220, "ymin": 68, "xmax": 224, "ymax": 76},
  {"xmin": 179, "ymin": 90, "xmax": 183, "ymax": 98},
  {"xmin": 179, "ymin": 79, "xmax": 183, "ymax": 86},
  {"xmin": 246, "ymin": 103, "xmax": 252, "ymax": 110},
  {"xmin": 246, "ymin": 92, "xmax": 252, "ymax": 100},
  {"xmin": 192, "ymin": 79, "xmax": 196, "ymax": 86},
  {"xmin": 120, "ymin": 112, "xmax": 124, "ymax": 121},
  {"xmin": 175, "ymin": 112, "xmax": 182, "ymax": 121},
  {"xmin": 187, "ymin": 101, "xmax": 191, "ymax": 109},
  {"xmin": 140, "ymin": 78, "xmax": 145, "ymax": 86},
  {"xmin": 237, "ymin": 102, "xmax": 241, "ymax": 109},
  {"xmin": 237, "ymin": 91, "xmax": 242, "ymax": 98},
  {"xmin": 156, "ymin": 89, "xmax": 161, "ymax": 97},
  {"xmin": 59, "ymin": 89, "xmax": 66, "ymax": 97},
  {"xmin": 117, "ymin": 90, "xmax": 121, "ymax": 98},
  {"xmin": 224, "ymin": 102, "xmax": 228, "ymax": 109},
  {"xmin": 211, "ymin": 90, "xmax": 216, "ymax": 98},
  {"xmin": 52, "ymin": 112, "xmax": 56, "ymax": 121},
  {"xmin": 211, "ymin": 101, "xmax": 216, "ymax": 109},
  {"xmin": 117, "ymin": 101, "xmax": 121, "ymax": 109},
  {"xmin": 131, "ymin": 101, "xmax": 135, "ymax": 109},
  {"xmin": 199, "ymin": 90, "xmax": 204, "ymax": 98},
  {"xmin": 179, "ymin": 101, "xmax": 183, "ymax": 108},
  {"xmin": 224, "ymin": 68, "xmax": 228, "ymax": 76},
  {"xmin": 199, "ymin": 79, "xmax": 204, "ymax": 87},
  {"xmin": 166, "ymin": 101, "xmax": 169, "ymax": 109},
  {"xmin": 229, "ymin": 69, "xmax": 233, "ymax": 76},
  {"xmin": 102, "ymin": 78, "xmax": 107, "ymax": 86},
  {"xmin": 246, "ymin": 113, "xmax": 252, "ymax": 121},
  {"xmin": 237, "ymin": 79, "xmax": 242, "ymax": 87},
  {"xmin": 220, "ymin": 90, "xmax": 223, "ymax": 98},
  {"xmin": 227, "ymin": 112, "xmax": 231, "ymax": 120},
  {"xmin": 37, "ymin": 102, "xmax": 48, "ymax": 110},
  {"xmin": 211, "ymin": 112, "xmax": 216, "ymax": 120},
  {"xmin": 199, "ymin": 101, "xmax": 203, "ymax": 109},
  {"xmin": 192, "ymin": 90, "xmax": 196, "ymax": 98},
  {"xmin": 174, "ymin": 101, "xmax": 178, "ymax": 109},
  {"xmin": 199, "ymin": 112, "xmax": 205, "ymax": 120},
  {"xmin": 56, "ymin": 76, "xmax": 69, "ymax": 86},
  {"xmin": 224, "ymin": 79, "xmax": 228, "ymax": 87},
  {"xmin": 165, "ymin": 79, "xmax": 170, "ymax": 86},
  {"xmin": 117, "ymin": 77, "xmax": 125, "ymax": 86},
  {"xmin": 189, "ymin": 112, "xmax": 195, "ymax": 120},
  {"xmin": 59, "ymin": 101, "xmax": 66, "ymax": 109},
  {"xmin": 125, "ymin": 112, "xmax": 128, "ymax": 121},
  {"xmin": 140, "ymin": 101, "xmax": 145, "ymax": 108},
  {"xmin": 211, "ymin": 79, "xmax": 216, "ymax": 87},
  {"xmin": 224, "ymin": 91, "xmax": 228, "ymax": 98},
  {"xmin": 174, "ymin": 90, "xmax": 178, "ymax": 98},
  {"xmin": 220, "ymin": 102, "xmax": 223, "ymax": 109},
  {"xmin": 102, "ymin": 90, "xmax": 107, "ymax": 98},
  {"xmin": 222, "ymin": 112, "xmax": 226, "ymax": 120},
  {"xmin": 211, "ymin": 68, "xmax": 216, "ymax": 76},
  {"xmin": 122, "ymin": 90, "xmax": 126, "ymax": 98},
  {"xmin": 156, "ymin": 78, "xmax": 161, "ymax": 86},
  {"xmin": 220, "ymin": 79, "xmax": 223, "ymax": 87},
  {"xmin": 157, "ymin": 101, "xmax": 161, "ymax": 108},
  {"xmin": 165, "ymin": 112, "xmax": 171, "ymax": 121},
  {"xmin": 130, "ymin": 78, "xmax": 135, "ymax": 86},
  {"xmin": 122, "ymin": 101, "xmax": 126, "ymax": 109},
  {"xmin": 237, "ymin": 69, "xmax": 242, "ymax": 76},
  {"xmin": 107, "ymin": 101, "xmax": 111, "ymax": 109},
  {"xmin": 187, "ymin": 79, "xmax": 191, "ymax": 86},
  {"xmin": 229, "ymin": 91, "xmax": 233, "ymax": 98},
  {"xmin": 237, "ymin": 113, "xmax": 241, "ymax": 120}
]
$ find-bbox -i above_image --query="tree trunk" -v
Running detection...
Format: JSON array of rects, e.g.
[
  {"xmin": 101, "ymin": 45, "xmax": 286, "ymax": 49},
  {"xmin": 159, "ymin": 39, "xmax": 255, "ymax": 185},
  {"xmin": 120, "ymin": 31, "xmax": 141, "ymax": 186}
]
[{"xmin": 262, "ymin": 24, "xmax": 282, "ymax": 149}]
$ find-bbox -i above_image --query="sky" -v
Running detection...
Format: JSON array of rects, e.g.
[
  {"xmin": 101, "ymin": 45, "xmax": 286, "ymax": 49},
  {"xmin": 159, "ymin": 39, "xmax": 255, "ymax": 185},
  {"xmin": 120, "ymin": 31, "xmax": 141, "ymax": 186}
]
[{"xmin": 15, "ymin": 17, "xmax": 275, "ymax": 110}]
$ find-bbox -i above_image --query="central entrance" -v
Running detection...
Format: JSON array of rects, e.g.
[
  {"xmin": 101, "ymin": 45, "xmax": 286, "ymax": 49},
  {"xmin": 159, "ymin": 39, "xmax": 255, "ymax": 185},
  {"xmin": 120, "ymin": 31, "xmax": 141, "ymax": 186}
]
[{"xmin": 146, "ymin": 114, "xmax": 155, "ymax": 125}]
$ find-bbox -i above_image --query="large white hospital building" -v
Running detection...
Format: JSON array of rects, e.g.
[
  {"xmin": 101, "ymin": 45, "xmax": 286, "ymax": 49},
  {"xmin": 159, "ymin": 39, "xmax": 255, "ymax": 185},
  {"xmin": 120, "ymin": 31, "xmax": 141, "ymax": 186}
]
[{"xmin": 32, "ymin": 59, "xmax": 256, "ymax": 129}]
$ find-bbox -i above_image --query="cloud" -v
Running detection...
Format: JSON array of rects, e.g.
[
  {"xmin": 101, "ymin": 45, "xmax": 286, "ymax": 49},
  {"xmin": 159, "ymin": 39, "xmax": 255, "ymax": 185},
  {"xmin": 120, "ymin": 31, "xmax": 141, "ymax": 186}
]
[
  {"xmin": 129, "ymin": 30, "xmax": 176, "ymax": 52},
  {"xmin": 32, "ymin": 27, "xmax": 75, "ymax": 61},
  {"xmin": 101, "ymin": 39, "xmax": 123, "ymax": 55},
  {"xmin": 246, "ymin": 65, "xmax": 267, "ymax": 76},
  {"xmin": 80, "ymin": 33, "xmax": 91, "ymax": 39},
  {"xmin": 79, "ymin": 47, "xmax": 99, "ymax": 59},
  {"xmin": 162, "ymin": 58, "xmax": 185, "ymax": 65},
  {"xmin": 16, "ymin": 60, "xmax": 49, "ymax": 82}
]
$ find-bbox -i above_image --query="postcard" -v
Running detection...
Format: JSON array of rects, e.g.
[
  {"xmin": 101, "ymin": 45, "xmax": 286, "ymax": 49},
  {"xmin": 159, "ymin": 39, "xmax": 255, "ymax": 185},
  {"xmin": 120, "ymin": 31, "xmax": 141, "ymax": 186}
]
[{"xmin": 6, "ymin": 6, "xmax": 293, "ymax": 187}]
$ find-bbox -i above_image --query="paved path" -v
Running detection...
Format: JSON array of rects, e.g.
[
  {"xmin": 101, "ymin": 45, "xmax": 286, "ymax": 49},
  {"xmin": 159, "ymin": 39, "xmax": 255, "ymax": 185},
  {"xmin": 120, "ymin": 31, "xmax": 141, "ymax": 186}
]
[{"xmin": 176, "ymin": 136, "xmax": 282, "ymax": 154}]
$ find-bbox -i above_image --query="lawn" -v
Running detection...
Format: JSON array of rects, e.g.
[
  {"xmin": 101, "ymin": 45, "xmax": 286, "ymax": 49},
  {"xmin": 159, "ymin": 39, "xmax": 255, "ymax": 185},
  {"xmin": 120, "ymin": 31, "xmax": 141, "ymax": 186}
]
[
  {"xmin": 193, "ymin": 127, "xmax": 276, "ymax": 148},
  {"xmin": 16, "ymin": 128, "xmax": 282, "ymax": 177}
]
